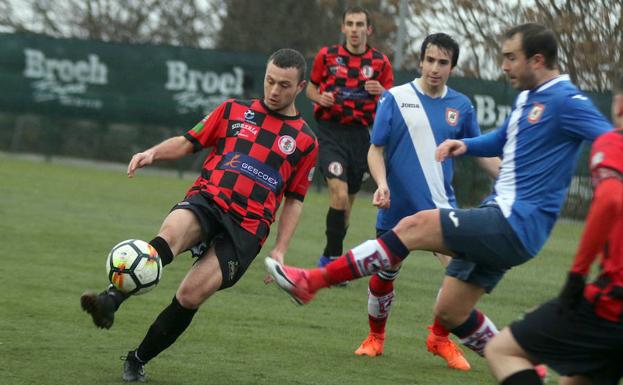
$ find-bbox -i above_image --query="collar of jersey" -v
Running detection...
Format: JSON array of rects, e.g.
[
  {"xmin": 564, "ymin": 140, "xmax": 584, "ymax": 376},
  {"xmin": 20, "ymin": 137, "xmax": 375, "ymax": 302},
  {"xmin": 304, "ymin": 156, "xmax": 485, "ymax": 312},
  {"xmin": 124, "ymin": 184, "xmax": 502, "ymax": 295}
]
[
  {"xmin": 535, "ymin": 74, "xmax": 570, "ymax": 93},
  {"xmin": 259, "ymin": 99, "xmax": 301, "ymax": 120}
]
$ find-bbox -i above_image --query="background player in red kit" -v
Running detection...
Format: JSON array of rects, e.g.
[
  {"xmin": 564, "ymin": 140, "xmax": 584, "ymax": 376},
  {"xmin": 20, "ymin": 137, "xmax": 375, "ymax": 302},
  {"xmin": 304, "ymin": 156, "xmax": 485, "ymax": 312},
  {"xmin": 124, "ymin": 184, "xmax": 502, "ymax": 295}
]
[
  {"xmin": 307, "ymin": 6, "xmax": 393, "ymax": 270},
  {"xmin": 80, "ymin": 48, "xmax": 318, "ymax": 382},
  {"xmin": 485, "ymin": 75, "xmax": 623, "ymax": 385}
]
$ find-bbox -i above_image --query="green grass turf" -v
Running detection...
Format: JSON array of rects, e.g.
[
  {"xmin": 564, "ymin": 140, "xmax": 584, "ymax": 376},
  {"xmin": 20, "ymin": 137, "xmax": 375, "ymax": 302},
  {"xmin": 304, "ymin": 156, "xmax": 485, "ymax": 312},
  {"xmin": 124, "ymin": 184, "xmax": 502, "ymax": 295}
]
[{"xmin": 0, "ymin": 154, "xmax": 582, "ymax": 385}]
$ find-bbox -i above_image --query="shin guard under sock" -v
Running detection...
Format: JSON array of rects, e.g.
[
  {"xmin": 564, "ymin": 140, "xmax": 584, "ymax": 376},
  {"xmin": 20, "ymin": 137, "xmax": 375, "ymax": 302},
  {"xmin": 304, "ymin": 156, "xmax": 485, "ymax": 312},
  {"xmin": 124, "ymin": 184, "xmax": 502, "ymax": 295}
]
[
  {"xmin": 136, "ymin": 296, "xmax": 198, "ymax": 363},
  {"xmin": 323, "ymin": 207, "xmax": 347, "ymax": 257},
  {"xmin": 149, "ymin": 236, "xmax": 174, "ymax": 267},
  {"xmin": 451, "ymin": 309, "xmax": 499, "ymax": 356},
  {"xmin": 367, "ymin": 270, "xmax": 398, "ymax": 334}
]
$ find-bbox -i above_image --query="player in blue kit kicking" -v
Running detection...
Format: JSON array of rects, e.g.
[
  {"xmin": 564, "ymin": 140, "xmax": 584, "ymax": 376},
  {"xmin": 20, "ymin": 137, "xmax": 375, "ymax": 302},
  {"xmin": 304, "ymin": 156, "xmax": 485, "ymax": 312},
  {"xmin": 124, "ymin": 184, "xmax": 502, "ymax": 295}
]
[
  {"xmin": 353, "ymin": 33, "xmax": 500, "ymax": 371},
  {"xmin": 265, "ymin": 23, "xmax": 612, "ymax": 368}
]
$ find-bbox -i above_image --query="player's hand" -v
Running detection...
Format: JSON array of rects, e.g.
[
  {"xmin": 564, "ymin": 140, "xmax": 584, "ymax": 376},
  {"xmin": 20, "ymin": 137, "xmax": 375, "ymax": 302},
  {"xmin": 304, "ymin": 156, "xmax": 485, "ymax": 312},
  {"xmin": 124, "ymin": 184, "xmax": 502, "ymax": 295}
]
[
  {"xmin": 435, "ymin": 139, "xmax": 467, "ymax": 162},
  {"xmin": 557, "ymin": 271, "xmax": 585, "ymax": 317},
  {"xmin": 127, "ymin": 151, "xmax": 155, "ymax": 177},
  {"xmin": 372, "ymin": 185, "xmax": 390, "ymax": 209},
  {"xmin": 318, "ymin": 92, "xmax": 335, "ymax": 108},
  {"xmin": 264, "ymin": 250, "xmax": 285, "ymax": 284},
  {"xmin": 364, "ymin": 80, "xmax": 384, "ymax": 95}
]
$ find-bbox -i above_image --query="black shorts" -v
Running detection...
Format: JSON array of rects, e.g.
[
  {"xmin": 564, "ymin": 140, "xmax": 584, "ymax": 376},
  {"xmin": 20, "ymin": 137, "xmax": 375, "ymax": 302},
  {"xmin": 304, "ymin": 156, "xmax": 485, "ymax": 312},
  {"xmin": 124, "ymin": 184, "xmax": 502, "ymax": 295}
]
[
  {"xmin": 315, "ymin": 120, "xmax": 370, "ymax": 194},
  {"xmin": 510, "ymin": 298, "xmax": 623, "ymax": 385},
  {"xmin": 172, "ymin": 193, "xmax": 261, "ymax": 290},
  {"xmin": 440, "ymin": 204, "xmax": 533, "ymax": 292}
]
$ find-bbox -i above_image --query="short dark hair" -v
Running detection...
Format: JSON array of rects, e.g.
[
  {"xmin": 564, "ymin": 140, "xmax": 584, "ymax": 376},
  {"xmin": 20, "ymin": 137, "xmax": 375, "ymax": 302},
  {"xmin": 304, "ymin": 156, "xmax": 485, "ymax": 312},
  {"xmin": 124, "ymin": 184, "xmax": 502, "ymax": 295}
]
[
  {"xmin": 504, "ymin": 23, "xmax": 558, "ymax": 69},
  {"xmin": 419, "ymin": 33, "xmax": 460, "ymax": 68},
  {"xmin": 267, "ymin": 48, "xmax": 306, "ymax": 82},
  {"xmin": 342, "ymin": 6, "xmax": 371, "ymax": 27}
]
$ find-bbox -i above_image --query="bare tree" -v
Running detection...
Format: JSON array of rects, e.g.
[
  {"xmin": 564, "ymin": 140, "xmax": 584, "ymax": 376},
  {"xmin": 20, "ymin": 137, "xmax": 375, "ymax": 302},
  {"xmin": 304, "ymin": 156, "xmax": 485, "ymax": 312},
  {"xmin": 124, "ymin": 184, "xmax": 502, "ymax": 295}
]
[
  {"xmin": 0, "ymin": 0, "xmax": 220, "ymax": 47},
  {"xmin": 216, "ymin": 0, "xmax": 399, "ymax": 59},
  {"xmin": 405, "ymin": 0, "xmax": 622, "ymax": 91}
]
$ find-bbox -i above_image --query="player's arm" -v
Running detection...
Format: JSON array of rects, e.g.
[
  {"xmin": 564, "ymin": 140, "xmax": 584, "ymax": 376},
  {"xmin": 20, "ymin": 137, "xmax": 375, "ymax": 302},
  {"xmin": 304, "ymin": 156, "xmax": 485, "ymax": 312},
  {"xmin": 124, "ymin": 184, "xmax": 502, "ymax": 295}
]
[
  {"xmin": 306, "ymin": 82, "xmax": 335, "ymax": 107},
  {"xmin": 570, "ymin": 177, "xmax": 623, "ymax": 274},
  {"xmin": 368, "ymin": 144, "xmax": 390, "ymax": 208},
  {"xmin": 264, "ymin": 197, "xmax": 305, "ymax": 284},
  {"xmin": 475, "ymin": 157, "xmax": 501, "ymax": 179},
  {"xmin": 366, "ymin": 56, "xmax": 394, "ymax": 96},
  {"xmin": 127, "ymin": 136, "xmax": 194, "ymax": 177},
  {"xmin": 559, "ymin": 175, "xmax": 623, "ymax": 312}
]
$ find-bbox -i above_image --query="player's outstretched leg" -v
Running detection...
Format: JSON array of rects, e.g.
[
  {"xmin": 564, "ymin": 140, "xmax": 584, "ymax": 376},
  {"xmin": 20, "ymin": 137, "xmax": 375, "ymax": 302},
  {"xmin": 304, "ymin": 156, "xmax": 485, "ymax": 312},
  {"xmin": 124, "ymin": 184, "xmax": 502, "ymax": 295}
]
[
  {"xmin": 80, "ymin": 285, "xmax": 127, "ymax": 329},
  {"xmin": 121, "ymin": 350, "xmax": 146, "ymax": 382},
  {"xmin": 266, "ymin": 232, "xmax": 409, "ymax": 305}
]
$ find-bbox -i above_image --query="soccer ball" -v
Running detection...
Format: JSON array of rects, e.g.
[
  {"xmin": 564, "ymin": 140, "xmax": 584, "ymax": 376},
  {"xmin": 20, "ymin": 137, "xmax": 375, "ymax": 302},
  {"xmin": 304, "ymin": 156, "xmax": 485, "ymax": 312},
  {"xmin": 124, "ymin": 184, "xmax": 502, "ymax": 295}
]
[{"xmin": 106, "ymin": 239, "xmax": 162, "ymax": 295}]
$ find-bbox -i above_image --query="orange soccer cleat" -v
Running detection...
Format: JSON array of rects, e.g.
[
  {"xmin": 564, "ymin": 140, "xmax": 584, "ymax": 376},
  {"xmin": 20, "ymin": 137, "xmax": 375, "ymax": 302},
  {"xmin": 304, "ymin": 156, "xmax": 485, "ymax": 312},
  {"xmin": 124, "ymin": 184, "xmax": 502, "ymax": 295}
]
[
  {"xmin": 354, "ymin": 332, "xmax": 385, "ymax": 357},
  {"xmin": 426, "ymin": 326, "xmax": 471, "ymax": 371}
]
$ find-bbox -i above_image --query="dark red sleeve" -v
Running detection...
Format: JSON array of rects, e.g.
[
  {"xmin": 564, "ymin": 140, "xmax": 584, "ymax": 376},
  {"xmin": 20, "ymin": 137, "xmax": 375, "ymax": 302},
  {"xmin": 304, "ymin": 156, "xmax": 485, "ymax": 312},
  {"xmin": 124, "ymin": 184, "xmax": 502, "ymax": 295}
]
[
  {"xmin": 309, "ymin": 47, "xmax": 327, "ymax": 86},
  {"xmin": 378, "ymin": 55, "xmax": 394, "ymax": 90},
  {"xmin": 571, "ymin": 178, "xmax": 623, "ymax": 274},
  {"xmin": 184, "ymin": 100, "xmax": 229, "ymax": 151}
]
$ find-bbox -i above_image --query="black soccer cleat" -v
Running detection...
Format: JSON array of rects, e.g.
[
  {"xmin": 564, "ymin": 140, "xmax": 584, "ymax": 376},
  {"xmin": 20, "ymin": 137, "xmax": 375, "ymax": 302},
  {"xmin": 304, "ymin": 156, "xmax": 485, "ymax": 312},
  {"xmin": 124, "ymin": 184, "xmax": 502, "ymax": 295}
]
[
  {"xmin": 80, "ymin": 290, "xmax": 116, "ymax": 329},
  {"xmin": 121, "ymin": 351, "xmax": 146, "ymax": 382}
]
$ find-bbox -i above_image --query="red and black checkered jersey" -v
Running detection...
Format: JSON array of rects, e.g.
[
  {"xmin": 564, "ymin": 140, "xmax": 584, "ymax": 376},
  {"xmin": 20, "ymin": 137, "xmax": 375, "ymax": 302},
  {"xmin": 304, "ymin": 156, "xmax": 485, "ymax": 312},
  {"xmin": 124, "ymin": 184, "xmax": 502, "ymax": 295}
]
[
  {"xmin": 184, "ymin": 98, "xmax": 318, "ymax": 242},
  {"xmin": 310, "ymin": 44, "xmax": 393, "ymax": 127}
]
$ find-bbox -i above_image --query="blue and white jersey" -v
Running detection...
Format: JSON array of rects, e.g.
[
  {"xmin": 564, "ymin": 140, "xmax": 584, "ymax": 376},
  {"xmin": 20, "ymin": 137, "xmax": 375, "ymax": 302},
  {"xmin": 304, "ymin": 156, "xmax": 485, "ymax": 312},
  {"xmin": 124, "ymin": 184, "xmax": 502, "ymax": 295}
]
[
  {"xmin": 372, "ymin": 80, "xmax": 481, "ymax": 230},
  {"xmin": 464, "ymin": 75, "xmax": 612, "ymax": 256}
]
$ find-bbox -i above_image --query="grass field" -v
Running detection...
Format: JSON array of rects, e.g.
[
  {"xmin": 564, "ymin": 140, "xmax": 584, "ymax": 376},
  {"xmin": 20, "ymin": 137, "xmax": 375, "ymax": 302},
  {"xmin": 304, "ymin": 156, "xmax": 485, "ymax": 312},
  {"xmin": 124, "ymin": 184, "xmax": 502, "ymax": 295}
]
[{"xmin": 0, "ymin": 153, "xmax": 583, "ymax": 385}]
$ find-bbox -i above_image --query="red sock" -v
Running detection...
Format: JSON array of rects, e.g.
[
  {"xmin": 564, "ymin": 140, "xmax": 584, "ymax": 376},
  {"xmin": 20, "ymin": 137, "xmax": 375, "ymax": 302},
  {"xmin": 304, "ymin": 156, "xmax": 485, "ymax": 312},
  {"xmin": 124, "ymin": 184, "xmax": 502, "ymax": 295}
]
[
  {"xmin": 432, "ymin": 317, "xmax": 450, "ymax": 337},
  {"xmin": 368, "ymin": 274, "xmax": 394, "ymax": 334},
  {"xmin": 323, "ymin": 254, "xmax": 356, "ymax": 285}
]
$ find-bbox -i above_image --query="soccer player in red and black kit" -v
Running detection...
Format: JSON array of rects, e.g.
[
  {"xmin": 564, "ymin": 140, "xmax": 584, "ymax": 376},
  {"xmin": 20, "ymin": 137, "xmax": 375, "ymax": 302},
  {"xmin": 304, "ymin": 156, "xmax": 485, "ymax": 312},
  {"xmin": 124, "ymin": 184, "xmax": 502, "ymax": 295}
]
[
  {"xmin": 80, "ymin": 48, "xmax": 318, "ymax": 382},
  {"xmin": 486, "ymin": 76, "xmax": 623, "ymax": 385},
  {"xmin": 308, "ymin": 6, "xmax": 393, "ymax": 270}
]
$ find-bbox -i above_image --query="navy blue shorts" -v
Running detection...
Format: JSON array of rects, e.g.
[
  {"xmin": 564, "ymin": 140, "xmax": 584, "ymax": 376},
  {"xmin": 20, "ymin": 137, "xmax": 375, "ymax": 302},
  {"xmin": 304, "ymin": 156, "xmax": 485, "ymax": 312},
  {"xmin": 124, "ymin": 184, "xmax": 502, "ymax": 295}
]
[
  {"xmin": 511, "ymin": 298, "xmax": 623, "ymax": 385},
  {"xmin": 316, "ymin": 120, "xmax": 369, "ymax": 194},
  {"xmin": 172, "ymin": 193, "xmax": 261, "ymax": 290},
  {"xmin": 440, "ymin": 205, "xmax": 532, "ymax": 292}
]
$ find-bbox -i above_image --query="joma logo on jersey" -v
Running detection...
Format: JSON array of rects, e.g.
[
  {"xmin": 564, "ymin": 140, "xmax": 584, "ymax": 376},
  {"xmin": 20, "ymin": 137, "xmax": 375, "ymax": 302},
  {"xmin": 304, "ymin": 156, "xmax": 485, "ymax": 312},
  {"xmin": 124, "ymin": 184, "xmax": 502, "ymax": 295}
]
[
  {"xmin": 528, "ymin": 103, "xmax": 545, "ymax": 123},
  {"xmin": 446, "ymin": 108, "xmax": 459, "ymax": 126},
  {"xmin": 401, "ymin": 102, "xmax": 419, "ymax": 109}
]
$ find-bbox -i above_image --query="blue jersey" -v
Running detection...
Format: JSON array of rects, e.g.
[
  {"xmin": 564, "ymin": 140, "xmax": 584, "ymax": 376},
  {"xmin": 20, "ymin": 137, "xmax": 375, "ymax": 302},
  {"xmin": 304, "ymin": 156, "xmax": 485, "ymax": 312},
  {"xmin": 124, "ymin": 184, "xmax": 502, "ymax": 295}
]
[
  {"xmin": 464, "ymin": 75, "xmax": 612, "ymax": 256},
  {"xmin": 371, "ymin": 80, "xmax": 481, "ymax": 230}
]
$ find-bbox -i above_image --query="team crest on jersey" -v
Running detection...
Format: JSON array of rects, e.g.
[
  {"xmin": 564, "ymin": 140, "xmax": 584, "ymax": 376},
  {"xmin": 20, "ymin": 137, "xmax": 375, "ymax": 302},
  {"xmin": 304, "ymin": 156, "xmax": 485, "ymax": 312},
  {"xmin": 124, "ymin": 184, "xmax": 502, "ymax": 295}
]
[
  {"xmin": 278, "ymin": 135, "xmax": 296, "ymax": 155},
  {"xmin": 244, "ymin": 109, "xmax": 256, "ymax": 123},
  {"xmin": 528, "ymin": 103, "xmax": 545, "ymax": 124},
  {"xmin": 361, "ymin": 65, "xmax": 374, "ymax": 79},
  {"xmin": 328, "ymin": 161, "xmax": 343, "ymax": 176},
  {"xmin": 445, "ymin": 108, "xmax": 459, "ymax": 126}
]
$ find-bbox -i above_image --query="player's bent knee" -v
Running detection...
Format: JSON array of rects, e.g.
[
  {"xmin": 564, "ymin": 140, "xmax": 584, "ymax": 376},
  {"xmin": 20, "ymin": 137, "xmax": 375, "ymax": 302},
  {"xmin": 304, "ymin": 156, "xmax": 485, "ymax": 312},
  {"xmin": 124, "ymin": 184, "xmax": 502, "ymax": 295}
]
[{"xmin": 175, "ymin": 288, "xmax": 203, "ymax": 310}]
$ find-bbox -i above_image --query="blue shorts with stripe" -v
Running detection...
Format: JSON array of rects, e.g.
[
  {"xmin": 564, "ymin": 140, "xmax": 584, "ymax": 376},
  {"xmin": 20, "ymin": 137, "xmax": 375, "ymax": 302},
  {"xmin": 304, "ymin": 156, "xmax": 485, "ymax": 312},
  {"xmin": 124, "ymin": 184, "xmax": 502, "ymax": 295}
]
[{"xmin": 439, "ymin": 204, "xmax": 533, "ymax": 292}]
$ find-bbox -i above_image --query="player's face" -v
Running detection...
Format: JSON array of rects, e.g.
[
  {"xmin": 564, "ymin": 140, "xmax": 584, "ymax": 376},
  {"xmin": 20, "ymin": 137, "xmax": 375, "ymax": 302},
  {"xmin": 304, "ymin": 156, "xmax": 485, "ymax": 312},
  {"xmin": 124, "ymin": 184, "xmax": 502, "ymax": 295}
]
[
  {"xmin": 341, "ymin": 12, "xmax": 371, "ymax": 51},
  {"xmin": 501, "ymin": 34, "xmax": 538, "ymax": 90},
  {"xmin": 419, "ymin": 44, "xmax": 453, "ymax": 91},
  {"xmin": 263, "ymin": 62, "xmax": 306, "ymax": 114}
]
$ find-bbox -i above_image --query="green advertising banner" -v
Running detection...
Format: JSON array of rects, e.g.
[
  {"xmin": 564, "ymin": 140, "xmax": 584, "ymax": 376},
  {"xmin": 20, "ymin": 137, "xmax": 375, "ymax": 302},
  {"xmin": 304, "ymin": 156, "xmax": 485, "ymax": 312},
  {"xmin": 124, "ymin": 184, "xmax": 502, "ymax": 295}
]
[
  {"xmin": 0, "ymin": 32, "xmax": 611, "ymax": 130},
  {"xmin": 0, "ymin": 33, "xmax": 267, "ymax": 127}
]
